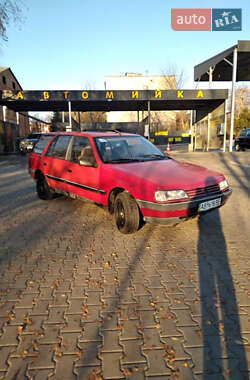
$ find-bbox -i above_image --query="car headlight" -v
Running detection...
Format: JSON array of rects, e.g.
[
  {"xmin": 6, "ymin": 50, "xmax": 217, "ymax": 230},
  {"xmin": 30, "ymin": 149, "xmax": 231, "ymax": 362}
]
[
  {"xmin": 155, "ymin": 190, "xmax": 188, "ymax": 202},
  {"xmin": 219, "ymin": 179, "xmax": 229, "ymax": 191}
]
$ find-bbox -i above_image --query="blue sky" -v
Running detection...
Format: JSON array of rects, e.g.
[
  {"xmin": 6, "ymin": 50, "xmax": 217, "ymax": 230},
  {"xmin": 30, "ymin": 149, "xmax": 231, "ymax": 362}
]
[{"xmin": 0, "ymin": 0, "xmax": 249, "ymax": 91}]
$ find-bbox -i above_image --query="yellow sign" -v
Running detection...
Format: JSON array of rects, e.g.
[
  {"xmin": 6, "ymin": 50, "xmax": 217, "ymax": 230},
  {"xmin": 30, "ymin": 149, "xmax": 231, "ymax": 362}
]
[
  {"xmin": 106, "ymin": 91, "xmax": 114, "ymax": 99},
  {"xmin": 16, "ymin": 91, "xmax": 24, "ymax": 100},
  {"xmin": 132, "ymin": 91, "xmax": 139, "ymax": 99},
  {"xmin": 155, "ymin": 131, "xmax": 168, "ymax": 136},
  {"xmin": 196, "ymin": 90, "xmax": 204, "ymax": 98},
  {"xmin": 1, "ymin": 89, "xmax": 216, "ymax": 102},
  {"xmin": 82, "ymin": 91, "xmax": 89, "ymax": 99},
  {"xmin": 155, "ymin": 90, "xmax": 162, "ymax": 99},
  {"xmin": 43, "ymin": 91, "xmax": 50, "ymax": 100}
]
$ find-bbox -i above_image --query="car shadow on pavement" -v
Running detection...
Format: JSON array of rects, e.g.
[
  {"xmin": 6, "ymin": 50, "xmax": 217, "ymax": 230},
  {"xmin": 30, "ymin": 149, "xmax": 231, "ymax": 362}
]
[{"xmin": 197, "ymin": 180, "xmax": 248, "ymax": 377}]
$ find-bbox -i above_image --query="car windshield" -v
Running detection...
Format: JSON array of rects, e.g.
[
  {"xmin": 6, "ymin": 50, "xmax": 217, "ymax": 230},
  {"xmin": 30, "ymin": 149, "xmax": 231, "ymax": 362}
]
[{"xmin": 94, "ymin": 135, "xmax": 167, "ymax": 163}]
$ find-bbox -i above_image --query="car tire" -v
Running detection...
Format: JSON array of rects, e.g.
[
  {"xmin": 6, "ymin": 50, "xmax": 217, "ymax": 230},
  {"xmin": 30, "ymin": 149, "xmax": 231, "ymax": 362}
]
[
  {"xmin": 36, "ymin": 174, "xmax": 54, "ymax": 200},
  {"xmin": 114, "ymin": 192, "xmax": 140, "ymax": 234}
]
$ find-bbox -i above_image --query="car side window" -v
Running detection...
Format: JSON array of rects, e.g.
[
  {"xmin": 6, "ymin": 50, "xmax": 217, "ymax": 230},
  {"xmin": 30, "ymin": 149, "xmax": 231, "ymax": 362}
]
[
  {"xmin": 46, "ymin": 136, "xmax": 71, "ymax": 159},
  {"xmin": 33, "ymin": 135, "xmax": 54, "ymax": 155},
  {"xmin": 71, "ymin": 136, "xmax": 97, "ymax": 166}
]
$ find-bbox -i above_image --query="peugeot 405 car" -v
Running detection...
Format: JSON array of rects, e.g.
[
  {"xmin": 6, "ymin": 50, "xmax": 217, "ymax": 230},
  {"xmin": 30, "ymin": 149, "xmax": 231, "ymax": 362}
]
[{"xmin": 28, "ymin": 131, "xmax": 232, "ymax": 234}]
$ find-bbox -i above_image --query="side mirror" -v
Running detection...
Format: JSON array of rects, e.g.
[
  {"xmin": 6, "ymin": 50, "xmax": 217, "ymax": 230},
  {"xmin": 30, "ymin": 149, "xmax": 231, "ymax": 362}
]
[{"xmin": 79, "ymin": 159, "xmax": 97, "ymax": 168}]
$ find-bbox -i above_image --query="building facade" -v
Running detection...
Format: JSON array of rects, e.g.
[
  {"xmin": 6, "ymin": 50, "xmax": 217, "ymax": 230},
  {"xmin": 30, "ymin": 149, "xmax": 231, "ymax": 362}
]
[
  {"xmin": 0, "ymin": 68, "xmax": 30, "ymax": 153},
  {"xmin": 104, "ymin": 73, "xmax": 177, "ymax": 133}
]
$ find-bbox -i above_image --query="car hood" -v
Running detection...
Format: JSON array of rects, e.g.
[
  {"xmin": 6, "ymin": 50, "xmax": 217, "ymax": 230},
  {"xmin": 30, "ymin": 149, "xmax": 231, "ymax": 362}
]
[{"xmin": 110, "ymin": 158, "xmax": 224, "ymax": 190}]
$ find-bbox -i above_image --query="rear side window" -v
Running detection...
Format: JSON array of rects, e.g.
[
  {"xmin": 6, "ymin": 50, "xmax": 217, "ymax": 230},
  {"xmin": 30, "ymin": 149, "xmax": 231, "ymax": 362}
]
[
  {"xmin": 33, "ymin": 135, "xmax": 54, "ymax": 155},
  {"xmin": 46, "ymin": 136, "xmax": 71, "ymax": 159}
]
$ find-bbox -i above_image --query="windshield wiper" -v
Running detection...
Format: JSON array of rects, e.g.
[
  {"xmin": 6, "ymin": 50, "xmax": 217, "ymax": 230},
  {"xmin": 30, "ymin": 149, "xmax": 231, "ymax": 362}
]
[
  {"xmin": 104, "ymin": 158, "xmax": 142, "ymax": 163},
  {"xmin": 137, "ymin": 154, "xmax": 166, "ymax": 160}
]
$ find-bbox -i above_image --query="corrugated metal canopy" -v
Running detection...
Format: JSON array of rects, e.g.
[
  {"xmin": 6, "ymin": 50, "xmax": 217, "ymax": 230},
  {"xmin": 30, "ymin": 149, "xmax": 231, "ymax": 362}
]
[{"xmin": 194, "ymin": 40, "xmax": 250, "ymax": 82}]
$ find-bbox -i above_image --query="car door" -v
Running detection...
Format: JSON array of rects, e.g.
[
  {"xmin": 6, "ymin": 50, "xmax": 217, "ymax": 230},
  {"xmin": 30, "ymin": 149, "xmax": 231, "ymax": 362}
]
[
  {"xmin": 64, "ymin": 136, "xmax": 103, "ymax": 203},
  {"xmin": 41, "ymin": 135, "xmax": 72, "ymax": 192}
]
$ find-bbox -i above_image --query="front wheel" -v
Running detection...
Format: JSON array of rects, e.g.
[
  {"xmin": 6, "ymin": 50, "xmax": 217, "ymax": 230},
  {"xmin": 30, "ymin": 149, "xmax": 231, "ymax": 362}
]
[
  {"xmin": 36, "ymin": 175, "xmax": 54, "ymax": 200},
  {"xmin": 114, "ymin": 192, "xmax": 140, "ymax": 234}
]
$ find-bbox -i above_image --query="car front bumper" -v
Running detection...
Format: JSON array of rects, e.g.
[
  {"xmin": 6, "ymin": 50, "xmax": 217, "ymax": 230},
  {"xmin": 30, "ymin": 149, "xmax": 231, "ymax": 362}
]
[{"xmin": 137, "ymin": 188, "xmax": 232, "ymax": 225}]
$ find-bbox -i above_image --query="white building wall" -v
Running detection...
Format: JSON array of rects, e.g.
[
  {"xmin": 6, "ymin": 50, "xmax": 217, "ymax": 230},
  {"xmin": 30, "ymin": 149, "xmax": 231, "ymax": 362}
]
[{"xmin": 104, "ymin": 73, "xmax": 176, "ymax": 126}]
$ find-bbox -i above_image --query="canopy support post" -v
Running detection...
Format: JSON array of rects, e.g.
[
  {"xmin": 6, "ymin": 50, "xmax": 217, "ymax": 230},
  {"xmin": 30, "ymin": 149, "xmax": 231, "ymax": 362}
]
[
  {"xmin": 229, "ymin": 47, "xmax": 238, "ymax": 152},
  {"xmin": 68, "ymin": 101, "xmax": 72, "ymax": 132}
]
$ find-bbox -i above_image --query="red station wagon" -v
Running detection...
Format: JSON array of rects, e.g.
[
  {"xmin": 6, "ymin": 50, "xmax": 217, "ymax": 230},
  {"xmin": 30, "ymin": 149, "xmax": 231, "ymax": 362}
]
[{"xmin": 29, "ymin": 131, "xmax": 232, "ymax": 234}]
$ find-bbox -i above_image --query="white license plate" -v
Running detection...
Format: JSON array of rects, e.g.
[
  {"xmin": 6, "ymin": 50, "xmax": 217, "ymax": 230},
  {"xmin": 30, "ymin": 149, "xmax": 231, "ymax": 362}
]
[{"xmin": 198, "ymin": 198, "xmax": 221, "ymax": 212}]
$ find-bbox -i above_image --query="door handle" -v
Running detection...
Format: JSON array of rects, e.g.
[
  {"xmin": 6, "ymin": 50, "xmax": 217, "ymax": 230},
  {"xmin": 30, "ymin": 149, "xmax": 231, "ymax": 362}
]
[
  {"xmin": 43, "ymin": 163, "xmax": 47, "ymax": 166},
  {"xmin": 67, "ymin": 169, "xmax": 72, "ymax": 173}
]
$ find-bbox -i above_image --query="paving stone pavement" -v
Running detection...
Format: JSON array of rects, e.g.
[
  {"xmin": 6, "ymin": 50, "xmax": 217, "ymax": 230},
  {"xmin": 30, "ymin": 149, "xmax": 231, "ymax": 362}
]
[{"xmin": 0, "ymin": 152, "xmax": 249, "ymax": 379}]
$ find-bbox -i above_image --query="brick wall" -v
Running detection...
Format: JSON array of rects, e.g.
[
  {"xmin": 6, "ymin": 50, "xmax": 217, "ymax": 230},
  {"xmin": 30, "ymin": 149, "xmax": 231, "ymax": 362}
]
[{"xmin": 0, "ymin": 68, "xmax": 30, "ymax": 152}]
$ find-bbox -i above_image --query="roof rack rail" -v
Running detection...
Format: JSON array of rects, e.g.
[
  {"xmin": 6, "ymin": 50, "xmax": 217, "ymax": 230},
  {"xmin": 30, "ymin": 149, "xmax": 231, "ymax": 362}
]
[{"xmin": 81, "ymin": 128, "xmax": 123, "ymax": 133}]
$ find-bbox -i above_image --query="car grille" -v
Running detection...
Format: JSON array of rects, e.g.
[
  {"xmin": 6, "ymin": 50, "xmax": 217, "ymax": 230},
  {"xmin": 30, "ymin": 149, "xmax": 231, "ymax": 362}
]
[{"xmin": 186, "ymin": 184, "xmax": 221, "ymax": 199}]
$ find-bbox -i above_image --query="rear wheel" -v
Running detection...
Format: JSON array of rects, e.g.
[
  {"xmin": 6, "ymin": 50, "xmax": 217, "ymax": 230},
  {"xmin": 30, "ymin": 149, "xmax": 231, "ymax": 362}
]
[
  {"xmin": 114, "ymin": 192, "xmax": 140, "ymax": 234},
  {"xmin": 36, "ymin": 174, "xmax": 54, "ymax": 200}
]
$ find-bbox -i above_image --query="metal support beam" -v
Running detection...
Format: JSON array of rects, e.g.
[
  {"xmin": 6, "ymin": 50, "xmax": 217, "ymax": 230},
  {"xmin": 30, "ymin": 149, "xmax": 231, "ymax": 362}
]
[
  {"xmin": 207, "ymin": 66, "xmax": 214, "ymax": 152},
  {"xmin": 223, "ymin": 100, "xmax": 227, "ymax": 152},
  {"xmin": 229, "ymin": 47, "xmax": 238, "ymax": 152},
  {"xmin": 209, "ymin": 66, "xmax": 213, "ymax": 88},
  {"xmin": 223, "ymin": 57, "xmax": 233, "ymax": 67},
  {"xmin": 68, "ymin": 101, "xmax": 72, "ymax": 132},
  {"xmin": 194, "ymin": 123, "xmax": 197, "ymax": 150},
  {"xmin": 147, "ymin": 100, "xmax": 151, "ymax": 137},
  {"xmin": 189, "ymin": 111, "xmax": 194, "ymax": 152},
  {"xmin": 78, "ymin": 112, "xmax": 81, "ymax": 130},
  {"xmin": 3, "ymin": 106, "xmax": 7, "ymax": 122},
  {"xmin": 207, "ymin": 113, "xmax": 211, "ymax": 151}
]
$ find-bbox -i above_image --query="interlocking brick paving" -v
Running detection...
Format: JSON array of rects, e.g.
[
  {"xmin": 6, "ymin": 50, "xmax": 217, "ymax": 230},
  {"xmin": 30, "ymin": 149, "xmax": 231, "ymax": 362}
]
[{"xmin": 0, "ymin": 152, "xmax": 249, "ymax": 379}]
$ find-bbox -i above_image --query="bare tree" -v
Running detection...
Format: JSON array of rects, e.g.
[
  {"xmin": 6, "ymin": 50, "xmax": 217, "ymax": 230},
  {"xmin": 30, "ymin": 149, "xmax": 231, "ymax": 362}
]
[
  {"xmin": 161, "ymin": 63, "xmax": 186, "ymax": 89},
  {"xmin": 151, "ymin": 63, "xmax": 187, "ymax": 133},
  {"xmin": 72, "ymin": 81, "xmax": 107, "ymax": 126},
  {"xmin": 0, "ymin": 0, "xmax": 25, "ymax": 42},
  {"xmin": 234, "ymin": 85, "xmax": 250, "ymax": 118}
]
